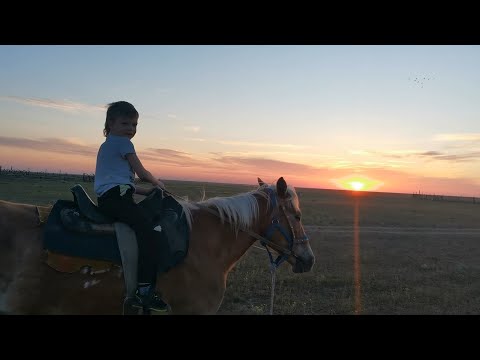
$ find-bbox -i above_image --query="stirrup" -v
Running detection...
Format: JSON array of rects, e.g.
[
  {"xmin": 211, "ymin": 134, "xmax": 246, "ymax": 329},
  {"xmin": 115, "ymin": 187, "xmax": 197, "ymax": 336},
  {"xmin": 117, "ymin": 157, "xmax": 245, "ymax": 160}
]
[{"xmin": 122, "ymin": 296, "xmax": 143, "ymax": 315}]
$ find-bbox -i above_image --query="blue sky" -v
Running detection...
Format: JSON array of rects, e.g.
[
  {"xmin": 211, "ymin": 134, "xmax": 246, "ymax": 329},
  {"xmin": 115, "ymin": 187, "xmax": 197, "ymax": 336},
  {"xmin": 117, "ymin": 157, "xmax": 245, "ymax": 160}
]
[{"xmin": 1, "ymin": 45, "xmax": 479, "ymax": 195}]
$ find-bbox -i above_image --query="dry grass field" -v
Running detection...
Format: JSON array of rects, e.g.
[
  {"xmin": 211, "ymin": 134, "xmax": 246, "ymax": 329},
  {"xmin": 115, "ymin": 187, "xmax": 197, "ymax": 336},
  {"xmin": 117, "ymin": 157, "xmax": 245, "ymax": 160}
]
[{"xmin": 2, "ymin": 172, "xmax": 480, "ymax": 315}]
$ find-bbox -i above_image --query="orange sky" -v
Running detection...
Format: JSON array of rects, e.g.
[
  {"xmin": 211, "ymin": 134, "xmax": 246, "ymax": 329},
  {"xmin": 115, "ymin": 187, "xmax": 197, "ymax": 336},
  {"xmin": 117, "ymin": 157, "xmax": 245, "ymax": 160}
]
[{"xmin": 2, "ymin": 141, "xmax": 479, "ymax": 197}]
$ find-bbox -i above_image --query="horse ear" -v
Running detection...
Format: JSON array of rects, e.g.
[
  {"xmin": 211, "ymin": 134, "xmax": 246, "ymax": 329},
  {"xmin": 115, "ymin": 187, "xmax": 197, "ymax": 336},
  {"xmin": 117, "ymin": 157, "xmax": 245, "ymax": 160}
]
[
  {"xmin": 276, "ymin": 177, "xmax": 288, "ymax": 198},
  {"xmin": 257, "ymin": 177, "xmax": 266, "ymax": 186}
]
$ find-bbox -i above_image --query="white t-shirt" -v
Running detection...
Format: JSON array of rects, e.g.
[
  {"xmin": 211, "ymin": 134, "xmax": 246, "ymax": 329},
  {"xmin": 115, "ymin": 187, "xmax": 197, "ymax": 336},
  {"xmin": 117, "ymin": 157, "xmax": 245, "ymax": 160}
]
[{"xmin": 94, "ymin": 134, "xmax": 136, "ymax": 197}]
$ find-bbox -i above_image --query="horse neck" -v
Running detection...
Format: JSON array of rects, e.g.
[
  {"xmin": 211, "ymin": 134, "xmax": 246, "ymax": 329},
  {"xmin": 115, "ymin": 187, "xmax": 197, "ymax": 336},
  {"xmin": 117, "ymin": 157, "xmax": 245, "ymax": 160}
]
[
  {"xmin": 252, "ymin": 192, "xmax": 273, "ymax": 234},
  {"xmin": 232, "ymin": 193, "xmax": 272, "ymax": 270},
  {"xmin": 192, "ymin": 193, "xmax": 270, "ymax": 274}
]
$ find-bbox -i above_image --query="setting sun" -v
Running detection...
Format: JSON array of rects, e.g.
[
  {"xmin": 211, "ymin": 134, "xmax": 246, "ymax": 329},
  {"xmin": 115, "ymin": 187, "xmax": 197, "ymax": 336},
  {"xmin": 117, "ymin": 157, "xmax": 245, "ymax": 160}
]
[
  {"xmin": 350, "ymin": 181, "xmax": 365, "ymax": 191},
  {"xmin": 331, "ymin": 175, "xmax": 384, "ymax": 192}
]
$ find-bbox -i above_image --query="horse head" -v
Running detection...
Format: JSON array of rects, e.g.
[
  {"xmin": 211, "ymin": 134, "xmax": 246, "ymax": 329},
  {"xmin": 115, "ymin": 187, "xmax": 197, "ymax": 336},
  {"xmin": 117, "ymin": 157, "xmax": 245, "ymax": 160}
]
[{"xmin": 257, "ymin": 177, "xmax": 315, "ymax": 273}]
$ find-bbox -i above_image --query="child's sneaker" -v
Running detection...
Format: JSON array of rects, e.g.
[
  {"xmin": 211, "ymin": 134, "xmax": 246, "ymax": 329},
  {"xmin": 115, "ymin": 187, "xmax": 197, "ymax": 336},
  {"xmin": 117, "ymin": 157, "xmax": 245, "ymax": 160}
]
[
  {"xmin": 148, "ymin": 293, "xmax": 169, "ymax": 312},
  {"xmin": 131, "ymin": 288, "xmax": 168, "ymax": 313}
]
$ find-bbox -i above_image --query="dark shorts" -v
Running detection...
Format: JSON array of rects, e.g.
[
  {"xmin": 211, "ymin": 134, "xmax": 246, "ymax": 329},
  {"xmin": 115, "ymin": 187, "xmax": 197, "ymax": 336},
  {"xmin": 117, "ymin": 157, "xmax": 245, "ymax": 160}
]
[{"xmin": 97, "ymin": 185, "xmax": 164, "ymax": 283}]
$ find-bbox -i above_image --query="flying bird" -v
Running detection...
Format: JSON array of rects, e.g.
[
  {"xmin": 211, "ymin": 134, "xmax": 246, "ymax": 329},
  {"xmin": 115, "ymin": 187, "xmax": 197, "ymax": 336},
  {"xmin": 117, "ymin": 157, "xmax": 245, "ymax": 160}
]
[{"xmin": 409, "ymin": 74, "xmax": 435, "ymax": 88}]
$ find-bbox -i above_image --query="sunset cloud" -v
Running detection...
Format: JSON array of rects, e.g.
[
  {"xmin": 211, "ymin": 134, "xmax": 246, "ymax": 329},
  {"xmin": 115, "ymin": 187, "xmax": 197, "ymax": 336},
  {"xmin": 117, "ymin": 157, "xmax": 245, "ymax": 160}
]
[
  {"xmin": 139, "ymin": 148, "xmax": 325, "ymax": 176},
  {"xmin": 410, "ymin": 150, "xmax": 480, "ymax": 162},
  {"xmin": 0, "ymin": 96, "xmax": 105, "ymax": 113},
  {"xmin": 208, "ymin": 149, "xmax": 321, "ymax": 159},
  {"xmin": 210, "ymin": 156, "xmax": 320, "ymax": 174},
  {"xmin": 349, "ymin": 150, "xmax": 370, "ymax": 155},
  {"xmin": 0, "ymin": 136, "xmax": 97, "ymax": 157},
  {"xmin": 183, "ymin": 126, "xmax": 200, "ymax": 132},
  {"xmin": 217, "ymin": 140, "xmax": 310, "ymax": 149},
  {"xmin": 146, "ymin": 148, "xmax": 192, "ymax": 158},
  {"xmin": 141, "ymin": 148, "xmax": 200, "ymax": 168},
  {"xmin": 330, "ymin": 160, "xmax": 354, "ymax": 169},
  {"xmin": 430, "ymin": 152, "xmax": 480, "ymax": 161},
  {"xmin": 433, "ymin": 133, "xmax": 480, "ymax": 142},
  {"xmin": 370, "ymin": 150, "xmax": 421, "ymax": 158},
  {"xmin": 418, "ymin": 151, "xmax": 443, "ymax": 156},
  {"xmin": 358, "ymin": 149, "xmax": 480, "ymax": 163}
]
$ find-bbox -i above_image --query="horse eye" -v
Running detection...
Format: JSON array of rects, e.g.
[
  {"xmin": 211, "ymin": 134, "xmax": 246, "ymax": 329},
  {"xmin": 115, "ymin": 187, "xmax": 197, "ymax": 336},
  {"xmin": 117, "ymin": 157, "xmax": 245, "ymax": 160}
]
[{"xmin": 295, "ymin": 215, "xmax": 301, "ymax": 221}]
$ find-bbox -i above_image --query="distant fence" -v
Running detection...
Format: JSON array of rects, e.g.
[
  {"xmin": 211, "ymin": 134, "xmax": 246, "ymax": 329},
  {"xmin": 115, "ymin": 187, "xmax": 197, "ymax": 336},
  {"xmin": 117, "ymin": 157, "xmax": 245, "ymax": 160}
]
[
  {"xmin": 412, "ymin": 192, "xmax": 478, "ymax": 204},
  {"xmin": 0, "ymin": 167, "xmax": 94, "ymax": 183},
  {"xmin": 82, "ymin": 173, "xmax": 95, "ymax": 182}
]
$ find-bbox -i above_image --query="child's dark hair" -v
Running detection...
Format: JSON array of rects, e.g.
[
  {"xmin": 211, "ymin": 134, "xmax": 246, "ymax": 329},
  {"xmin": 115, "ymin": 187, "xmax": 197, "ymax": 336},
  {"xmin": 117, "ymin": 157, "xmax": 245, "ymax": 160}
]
[{"xmin": 104, "ymin": 101, "xmax": 139, "ymax": 137}]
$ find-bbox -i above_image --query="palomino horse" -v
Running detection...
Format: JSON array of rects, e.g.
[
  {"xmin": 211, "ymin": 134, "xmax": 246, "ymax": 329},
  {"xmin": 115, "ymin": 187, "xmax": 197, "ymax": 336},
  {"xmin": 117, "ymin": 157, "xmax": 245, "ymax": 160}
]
[{"xmin": 0, "ymin": 177, "xmax": 314, "ymax": 314}]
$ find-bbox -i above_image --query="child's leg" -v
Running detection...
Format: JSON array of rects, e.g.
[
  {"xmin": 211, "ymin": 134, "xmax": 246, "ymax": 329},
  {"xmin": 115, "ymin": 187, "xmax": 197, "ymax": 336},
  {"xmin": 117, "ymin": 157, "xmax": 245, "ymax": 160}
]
[{"xmin": 98, "ymin": 187, "xmax": 162, "ymax": 284}]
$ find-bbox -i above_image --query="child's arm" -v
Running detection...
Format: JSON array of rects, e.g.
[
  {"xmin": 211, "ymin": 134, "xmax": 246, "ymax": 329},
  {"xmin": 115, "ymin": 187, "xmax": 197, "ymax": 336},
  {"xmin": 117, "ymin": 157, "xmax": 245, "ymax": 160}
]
[{"xmin": 126, "ymin": 153, "xmax": 166, "ymax": 189}]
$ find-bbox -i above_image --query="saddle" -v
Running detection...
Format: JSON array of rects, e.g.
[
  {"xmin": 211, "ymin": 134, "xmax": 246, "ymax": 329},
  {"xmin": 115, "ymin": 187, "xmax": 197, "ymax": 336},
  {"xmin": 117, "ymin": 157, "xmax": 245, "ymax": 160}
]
[
  {"xmin": 43, "ymin": 184, "xmax": 190, "ymax": 302},
  {"xmin": 61, "ymin": 184, "xmax": 165, "ymax": 235}
]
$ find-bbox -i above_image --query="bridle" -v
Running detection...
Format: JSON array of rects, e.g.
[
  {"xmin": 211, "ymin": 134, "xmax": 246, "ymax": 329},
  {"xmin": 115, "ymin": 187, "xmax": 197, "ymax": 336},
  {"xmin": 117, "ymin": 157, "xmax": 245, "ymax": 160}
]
[
  {"xmin": 256, "ymin": 186, "xmax": 310, "ymax": 315},
  {"xmin": 260, "ymin": 187, "xmax": 309, "ymax": 268}
]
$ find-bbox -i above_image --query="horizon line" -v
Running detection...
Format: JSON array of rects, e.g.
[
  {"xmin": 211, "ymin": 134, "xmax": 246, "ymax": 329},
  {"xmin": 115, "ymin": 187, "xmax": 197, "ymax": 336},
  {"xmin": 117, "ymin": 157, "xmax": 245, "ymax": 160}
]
[{"xmin": 1, "ymin": 166, "xmax": 478, "ymax": 199}]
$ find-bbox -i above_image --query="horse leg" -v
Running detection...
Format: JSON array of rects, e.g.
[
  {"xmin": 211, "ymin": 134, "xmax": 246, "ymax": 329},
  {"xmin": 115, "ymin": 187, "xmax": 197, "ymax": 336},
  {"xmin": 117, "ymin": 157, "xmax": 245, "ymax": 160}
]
[
  {"xmin": 168, "ymin": 292, "xmax": 224, "ymax": 315},
  {"xmin": 162, "ymin": 272, "xmax": 227, "ymax": 315},
  {"xmin": 2, "ymin": 228, "xmax": 48, "ymax": 314},
  {"xmin": 0, "ymin": 234, "xmax": 14, "ymax": 313}
]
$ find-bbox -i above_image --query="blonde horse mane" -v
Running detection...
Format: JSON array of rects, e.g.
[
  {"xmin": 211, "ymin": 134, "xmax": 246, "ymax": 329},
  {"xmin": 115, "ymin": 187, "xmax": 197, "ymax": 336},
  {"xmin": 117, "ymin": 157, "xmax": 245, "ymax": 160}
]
[{"xmin": 176, "ymin": 180, "xmax": 300, "ymax": 233}]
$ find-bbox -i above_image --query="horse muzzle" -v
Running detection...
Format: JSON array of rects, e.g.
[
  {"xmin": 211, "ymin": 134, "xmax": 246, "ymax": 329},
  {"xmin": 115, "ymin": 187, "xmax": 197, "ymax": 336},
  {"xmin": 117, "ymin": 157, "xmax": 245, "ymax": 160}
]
[{"xmin": 292, "ymin": 254, "xmax": 315, "ymax": 273}]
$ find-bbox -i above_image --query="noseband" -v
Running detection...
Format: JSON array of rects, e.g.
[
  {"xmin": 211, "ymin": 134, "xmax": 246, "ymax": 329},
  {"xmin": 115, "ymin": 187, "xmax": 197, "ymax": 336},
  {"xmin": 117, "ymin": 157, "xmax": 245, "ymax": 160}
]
[{"xmin": 261, "ymin": 188, "xmax": 309, "ymax": 268}]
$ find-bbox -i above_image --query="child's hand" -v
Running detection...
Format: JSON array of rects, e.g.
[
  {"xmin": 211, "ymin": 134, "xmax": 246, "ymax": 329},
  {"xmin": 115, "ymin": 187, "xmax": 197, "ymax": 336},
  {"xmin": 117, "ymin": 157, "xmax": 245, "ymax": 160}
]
[{"xmin": 156, "ymin": 179, "xmax": 166, "ymax": 190}]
